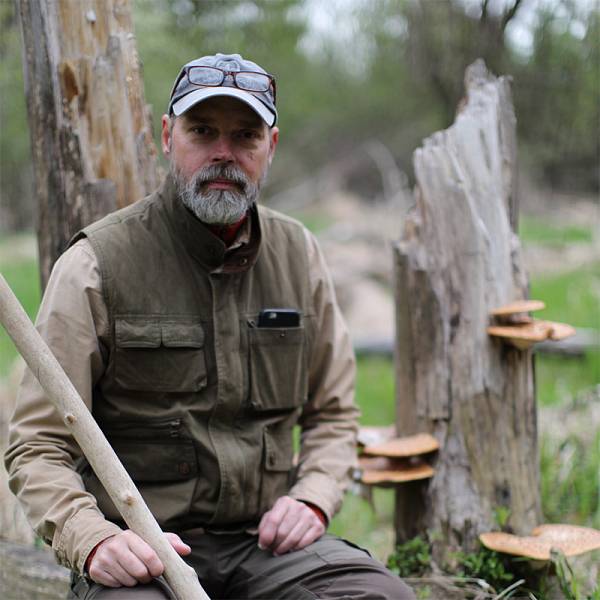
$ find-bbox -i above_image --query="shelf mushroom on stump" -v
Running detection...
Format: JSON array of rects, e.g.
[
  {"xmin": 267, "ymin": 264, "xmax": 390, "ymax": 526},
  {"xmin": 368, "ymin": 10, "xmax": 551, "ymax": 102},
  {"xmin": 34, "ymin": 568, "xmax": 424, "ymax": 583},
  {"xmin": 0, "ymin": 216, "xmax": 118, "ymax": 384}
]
[
  {"xmin": 487, "ymin": 300, "xmax": 576, "ymax": 350},
  {"xmin": 480, "ymin": 524, "xmax": 600, "ymax": 561},
  {"xmin": 356, "ymin": 432, "xmax": 439, "ymax": 487}
]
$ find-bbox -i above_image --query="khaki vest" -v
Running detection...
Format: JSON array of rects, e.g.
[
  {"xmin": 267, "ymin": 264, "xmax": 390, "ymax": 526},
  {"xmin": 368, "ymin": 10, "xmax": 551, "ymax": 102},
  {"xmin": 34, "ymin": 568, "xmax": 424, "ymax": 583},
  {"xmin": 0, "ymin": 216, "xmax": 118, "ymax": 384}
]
[{"xmin": 72, "ymin": 176, "xmax": 316, "ymax": 531}]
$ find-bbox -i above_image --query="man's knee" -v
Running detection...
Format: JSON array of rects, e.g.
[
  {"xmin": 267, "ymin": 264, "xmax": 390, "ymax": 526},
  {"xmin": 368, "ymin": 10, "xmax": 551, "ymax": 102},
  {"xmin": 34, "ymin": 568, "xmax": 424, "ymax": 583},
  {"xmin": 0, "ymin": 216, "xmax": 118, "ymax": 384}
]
[{"xmin": 69, "ymin": 574, "xmax": 174, "ymax": 599}]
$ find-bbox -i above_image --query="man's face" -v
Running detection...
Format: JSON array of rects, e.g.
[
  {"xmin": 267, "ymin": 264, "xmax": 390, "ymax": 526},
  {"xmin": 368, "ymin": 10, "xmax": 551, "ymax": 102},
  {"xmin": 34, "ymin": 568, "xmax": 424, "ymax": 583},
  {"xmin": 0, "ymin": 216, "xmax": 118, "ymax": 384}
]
[{"xmin": 161, "ymin": 97, "xmax": 278, "ymax": 224}]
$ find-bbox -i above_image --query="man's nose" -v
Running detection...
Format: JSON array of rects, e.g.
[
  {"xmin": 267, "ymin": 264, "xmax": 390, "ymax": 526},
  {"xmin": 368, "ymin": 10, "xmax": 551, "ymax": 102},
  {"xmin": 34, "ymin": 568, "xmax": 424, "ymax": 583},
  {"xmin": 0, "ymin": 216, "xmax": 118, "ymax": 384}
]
[{"xmin": 211, "ymin": 136, "xmax": 234, "ymax": 163}]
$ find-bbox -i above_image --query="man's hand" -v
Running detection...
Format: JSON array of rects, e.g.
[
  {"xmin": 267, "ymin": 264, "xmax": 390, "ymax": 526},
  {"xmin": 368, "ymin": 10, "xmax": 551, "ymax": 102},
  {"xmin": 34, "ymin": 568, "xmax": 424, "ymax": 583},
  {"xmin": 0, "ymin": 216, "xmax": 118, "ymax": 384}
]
[
  {"xmin": 258, "ymin": 496, "xmax": 326, "ymax": 556},
  {"xmin": 87, "ymin": 530, "xmax": 191, "ymax": 587}
]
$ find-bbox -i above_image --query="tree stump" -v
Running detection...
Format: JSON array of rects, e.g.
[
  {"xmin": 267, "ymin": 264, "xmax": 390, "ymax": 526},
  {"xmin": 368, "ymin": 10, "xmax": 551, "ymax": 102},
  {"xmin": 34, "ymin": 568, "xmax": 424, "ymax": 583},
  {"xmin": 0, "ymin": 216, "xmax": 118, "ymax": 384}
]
[
  {"xmin": 393, "ymin": 60, "xmax": 541, "ymax": 562},
  {"xmin": 15, "ymin": 0, "xmax": 160, "ymax": 288}
]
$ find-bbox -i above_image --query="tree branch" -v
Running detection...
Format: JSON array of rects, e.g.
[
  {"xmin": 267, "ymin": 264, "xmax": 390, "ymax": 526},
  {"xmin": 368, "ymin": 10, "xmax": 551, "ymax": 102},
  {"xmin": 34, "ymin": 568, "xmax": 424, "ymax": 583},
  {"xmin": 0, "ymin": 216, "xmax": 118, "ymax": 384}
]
[{"xmin": 501, "ymin": 0, "xmax": 524, "ymax": 31}]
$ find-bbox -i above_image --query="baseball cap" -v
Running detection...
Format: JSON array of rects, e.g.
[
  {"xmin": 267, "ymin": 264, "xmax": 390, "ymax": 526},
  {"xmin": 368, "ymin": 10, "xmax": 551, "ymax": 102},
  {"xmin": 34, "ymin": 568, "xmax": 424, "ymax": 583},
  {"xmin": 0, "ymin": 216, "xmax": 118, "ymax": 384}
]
[{"xmin": 168, "ymin": 53, "xmax": 277, "ymax": 126}]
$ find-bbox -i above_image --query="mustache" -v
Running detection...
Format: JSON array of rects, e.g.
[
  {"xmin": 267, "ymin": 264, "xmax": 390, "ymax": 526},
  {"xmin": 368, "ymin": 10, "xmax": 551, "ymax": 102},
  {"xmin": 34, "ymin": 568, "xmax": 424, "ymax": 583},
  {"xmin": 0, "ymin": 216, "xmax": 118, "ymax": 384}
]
[{"xmin": 191, "ymin": 164, "xmax": 249, "ymax": 192}]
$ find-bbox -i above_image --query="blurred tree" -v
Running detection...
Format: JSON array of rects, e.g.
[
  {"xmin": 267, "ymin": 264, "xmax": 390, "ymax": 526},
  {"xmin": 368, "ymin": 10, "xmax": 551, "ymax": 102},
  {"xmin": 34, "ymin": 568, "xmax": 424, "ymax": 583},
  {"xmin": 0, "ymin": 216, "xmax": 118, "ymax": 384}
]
[
  {"xmin": 0, "ymin": 3, "xmax": 33, "ymax": 232},
  {"xmin": 513, "ymin": 7, "xmax": 599, "ymax": 191},
  {"xmin": 2, "ymin": 0, "xmax": 598, "ymax": 235}
]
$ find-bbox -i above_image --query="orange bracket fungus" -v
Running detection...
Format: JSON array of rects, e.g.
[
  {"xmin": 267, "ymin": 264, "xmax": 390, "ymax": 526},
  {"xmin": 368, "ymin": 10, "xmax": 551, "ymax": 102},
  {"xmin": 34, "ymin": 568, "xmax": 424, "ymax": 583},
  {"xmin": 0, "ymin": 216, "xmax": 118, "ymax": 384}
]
[
  {"xmin": 479, "ymin": 524, "xmax": 600, "ymax": 561},
  {"xmin": 487, "ymin": 300, "xmax": 576, "ymax": 350},
  {"xmin": 356, "ymin": 433, "xmax": 439, "ymax": 487}
]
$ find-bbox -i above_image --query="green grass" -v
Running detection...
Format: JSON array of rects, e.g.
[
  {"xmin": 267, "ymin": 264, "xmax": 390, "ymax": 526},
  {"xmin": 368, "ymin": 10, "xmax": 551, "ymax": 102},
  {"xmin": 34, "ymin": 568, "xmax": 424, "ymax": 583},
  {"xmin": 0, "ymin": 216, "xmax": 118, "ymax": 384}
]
[
  {"xmin": 530, "ymin": 262, "xmax": 600, "ymax": 330},
  {"xmin": 541, "ymin": 427, "xmax": 600, "ymax": 529},
  {"xmin": 355, "ymin": 356, "xmax": 396, "ymax": 425},
  {"xmin": 519, "ymin": 216, "xmax": 594, "ymax": 246},
  {"xmin": 0, "ymin": 237, "xmax": 41, "ymax": 377},
  {"xmin": 536, "ymin": 351, "xmax": 600, "ymax": 407}
]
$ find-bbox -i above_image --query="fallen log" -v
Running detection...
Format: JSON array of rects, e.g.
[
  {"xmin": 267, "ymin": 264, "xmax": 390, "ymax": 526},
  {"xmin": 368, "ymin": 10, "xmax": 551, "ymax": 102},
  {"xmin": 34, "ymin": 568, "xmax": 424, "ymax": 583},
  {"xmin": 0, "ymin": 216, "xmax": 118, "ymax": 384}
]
[{"xmin": 0, "ymin": 539, "xmax": 70, "ymax": 600}]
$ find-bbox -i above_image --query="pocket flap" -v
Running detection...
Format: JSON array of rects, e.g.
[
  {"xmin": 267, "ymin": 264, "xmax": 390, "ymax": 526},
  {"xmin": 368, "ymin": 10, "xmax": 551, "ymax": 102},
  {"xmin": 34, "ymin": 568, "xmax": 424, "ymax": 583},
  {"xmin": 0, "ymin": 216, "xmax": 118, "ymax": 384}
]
[
  {"xmin": 161, "ymin": 322, "xmax": 205, "ymax": 348},
  {"xmin": 111, "ymin": 439, "xmax": 198, "ymax": 483},
  {"xmin": 115, "ymin": 319, "xmax": 161, "ymax": 348}
]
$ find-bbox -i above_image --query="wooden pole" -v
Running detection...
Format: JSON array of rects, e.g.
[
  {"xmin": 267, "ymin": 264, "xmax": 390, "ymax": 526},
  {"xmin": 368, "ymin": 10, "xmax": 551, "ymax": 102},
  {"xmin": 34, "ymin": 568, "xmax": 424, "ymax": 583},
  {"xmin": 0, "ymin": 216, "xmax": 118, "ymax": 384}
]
[
  {"xmin": 393, "ymin": 60, "xmax": 541, "ymax": 562},
  {"xmin": 0, "ymin": 274, "xmax": 210, "ymax": 600}
]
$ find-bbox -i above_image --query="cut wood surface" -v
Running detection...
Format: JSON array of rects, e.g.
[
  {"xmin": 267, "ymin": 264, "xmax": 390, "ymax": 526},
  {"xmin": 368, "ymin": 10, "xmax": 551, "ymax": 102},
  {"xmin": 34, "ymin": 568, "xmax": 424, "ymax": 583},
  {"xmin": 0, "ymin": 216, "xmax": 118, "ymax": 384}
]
[
  {"xmin": 0, "ymin": 275, "xmax": 209, "ymax": 600},
  {"xmin": 394, "ymin": 60, "xmax": 541, "ymax": 559}
]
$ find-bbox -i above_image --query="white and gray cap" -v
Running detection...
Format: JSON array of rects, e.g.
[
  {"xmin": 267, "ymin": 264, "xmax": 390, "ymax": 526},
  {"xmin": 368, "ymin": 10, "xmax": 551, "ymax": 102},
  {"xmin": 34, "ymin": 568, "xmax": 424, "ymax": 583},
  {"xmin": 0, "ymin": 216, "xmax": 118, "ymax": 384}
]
[{"xmin": 168, "ymin": 53, "xmax": 277, "ymax": 126}]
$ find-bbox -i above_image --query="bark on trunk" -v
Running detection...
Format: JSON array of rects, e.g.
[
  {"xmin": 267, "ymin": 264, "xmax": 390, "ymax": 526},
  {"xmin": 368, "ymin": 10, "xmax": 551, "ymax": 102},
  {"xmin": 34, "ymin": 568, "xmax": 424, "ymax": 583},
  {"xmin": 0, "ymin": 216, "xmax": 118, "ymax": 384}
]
[
  {"xmin": 15, "ymin": 0, "xmax": 160, "ymax": 289},
  {"xmin": 394, "ymin": 60, "xmax": 541, "ymax": 562}
]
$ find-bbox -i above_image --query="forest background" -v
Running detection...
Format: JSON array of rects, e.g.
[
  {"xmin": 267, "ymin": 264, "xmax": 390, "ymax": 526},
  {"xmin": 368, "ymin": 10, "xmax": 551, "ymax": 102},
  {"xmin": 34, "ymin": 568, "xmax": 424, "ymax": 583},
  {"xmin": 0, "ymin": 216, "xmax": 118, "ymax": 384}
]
[{"xmin": 0, "ymin": 0, "xmax": 599, "ymax": 592}]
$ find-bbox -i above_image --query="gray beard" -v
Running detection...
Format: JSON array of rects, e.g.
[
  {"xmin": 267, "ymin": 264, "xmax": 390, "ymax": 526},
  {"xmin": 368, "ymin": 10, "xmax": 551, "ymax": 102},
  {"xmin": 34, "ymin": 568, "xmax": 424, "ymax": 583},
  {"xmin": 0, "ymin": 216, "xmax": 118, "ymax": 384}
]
[{"xmin": 172, "ymin": 163, "xmax": 264, "ymax": 225}]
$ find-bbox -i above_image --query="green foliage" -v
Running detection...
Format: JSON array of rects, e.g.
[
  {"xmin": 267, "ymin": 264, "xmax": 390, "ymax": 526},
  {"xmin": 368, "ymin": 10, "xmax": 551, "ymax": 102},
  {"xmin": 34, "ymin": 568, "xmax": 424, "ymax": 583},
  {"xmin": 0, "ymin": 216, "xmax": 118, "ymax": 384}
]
[
  {"xmin": 386, "ymin": 535, "xmax": 431, "ymax": 577},
  {"xmin": 541, "ymin": 426, "xmax": 600, "ymax": 529},
  {"xmin": 454, "ymin": 547, "xmax": 516, "ymax": 591}
]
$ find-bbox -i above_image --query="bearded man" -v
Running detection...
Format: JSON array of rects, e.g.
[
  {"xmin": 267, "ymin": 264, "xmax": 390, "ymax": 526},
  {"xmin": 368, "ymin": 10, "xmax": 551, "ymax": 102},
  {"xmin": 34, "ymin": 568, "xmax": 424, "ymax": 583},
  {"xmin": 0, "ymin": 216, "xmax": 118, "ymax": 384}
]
[{"xmin": 6, "ymin": 53, "xmax": 415, "ymax": 599}]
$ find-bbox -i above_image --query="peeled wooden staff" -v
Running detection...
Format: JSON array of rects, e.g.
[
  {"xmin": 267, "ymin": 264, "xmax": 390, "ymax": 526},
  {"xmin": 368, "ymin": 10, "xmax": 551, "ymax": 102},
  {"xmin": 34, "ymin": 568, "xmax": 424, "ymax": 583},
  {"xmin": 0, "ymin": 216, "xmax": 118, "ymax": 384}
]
[{"xmin": 0, "ymin": 274, "xmax": 210, "ymax": 600}]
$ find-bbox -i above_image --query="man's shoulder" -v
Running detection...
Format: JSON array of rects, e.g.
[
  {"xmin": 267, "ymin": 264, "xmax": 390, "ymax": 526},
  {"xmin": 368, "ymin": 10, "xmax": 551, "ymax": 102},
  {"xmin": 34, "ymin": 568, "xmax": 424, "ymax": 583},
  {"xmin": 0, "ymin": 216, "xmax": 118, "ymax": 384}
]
[
  {"xmin": 85, "ymin": 194, "xmax": 156, "ymax": 235},
  {"xmin": 258, "ymin": 205, "xmax": 309, "ymax": 234}
]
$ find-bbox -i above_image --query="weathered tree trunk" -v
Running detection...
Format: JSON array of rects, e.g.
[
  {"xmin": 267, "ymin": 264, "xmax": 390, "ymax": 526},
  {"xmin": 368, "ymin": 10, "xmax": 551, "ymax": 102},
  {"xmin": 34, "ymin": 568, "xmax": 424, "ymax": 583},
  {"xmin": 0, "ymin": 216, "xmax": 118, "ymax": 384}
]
[
  {"xmin": 15, "ymin": 0, "xmax": 160, "ymax": 289},
  {"xmin": 393, "ymin": 60, "xmax": 541, "ymax": 562}
]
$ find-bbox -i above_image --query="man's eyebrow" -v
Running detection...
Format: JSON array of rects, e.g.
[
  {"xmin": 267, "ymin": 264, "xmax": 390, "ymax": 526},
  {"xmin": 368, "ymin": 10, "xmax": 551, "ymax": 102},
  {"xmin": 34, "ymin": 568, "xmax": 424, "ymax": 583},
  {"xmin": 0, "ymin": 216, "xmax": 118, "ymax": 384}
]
[
  {"xmin": 182, "ymin": 113, "xmax": 214, "ymax": 124},
  {"xmin": 237, "ymin": 119, "xmax": 263, "ymax": 129}
]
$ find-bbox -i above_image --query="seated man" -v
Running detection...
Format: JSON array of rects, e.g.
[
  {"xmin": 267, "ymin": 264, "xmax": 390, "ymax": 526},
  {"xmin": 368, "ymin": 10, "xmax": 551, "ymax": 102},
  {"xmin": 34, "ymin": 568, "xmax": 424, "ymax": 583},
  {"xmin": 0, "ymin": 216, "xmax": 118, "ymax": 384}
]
[{"xmin": 6, "ymin": 52, "xmax": 415, "ymax": 599}]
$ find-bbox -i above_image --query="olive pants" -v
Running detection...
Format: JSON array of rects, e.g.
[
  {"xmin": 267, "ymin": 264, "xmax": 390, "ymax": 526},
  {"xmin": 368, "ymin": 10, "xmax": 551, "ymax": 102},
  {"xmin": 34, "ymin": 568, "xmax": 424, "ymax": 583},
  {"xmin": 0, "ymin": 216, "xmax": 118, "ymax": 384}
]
[{"xmin": 68, "ymin": 532, "xmax": 415, "ymax": 599}]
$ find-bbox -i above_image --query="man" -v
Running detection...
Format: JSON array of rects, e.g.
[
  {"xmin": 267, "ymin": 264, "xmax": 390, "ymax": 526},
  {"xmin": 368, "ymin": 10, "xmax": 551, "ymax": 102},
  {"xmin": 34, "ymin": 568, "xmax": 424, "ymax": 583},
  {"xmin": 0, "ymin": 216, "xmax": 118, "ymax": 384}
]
[{"xmin": 6, "ymin": 53, "xmax": 415, "ymax": 599}]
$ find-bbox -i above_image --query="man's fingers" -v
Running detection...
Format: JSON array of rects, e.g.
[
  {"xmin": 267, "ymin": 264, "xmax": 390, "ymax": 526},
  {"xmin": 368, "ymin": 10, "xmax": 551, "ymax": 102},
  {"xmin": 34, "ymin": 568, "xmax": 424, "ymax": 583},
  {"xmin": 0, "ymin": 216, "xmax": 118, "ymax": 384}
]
[
  {"xmin": 258, "ymin": 497, "xmax": 292, "ymax": 549},
  {"xmin": 295, "ymin": 524, "xmax": 325, "ymax": 552},
  {"xmin": 272, "ymin": 518, "xmax": 310, "ymax": 556},
  {"xmin": 165, "ymin": 532, "xmax": 192, "ymax": 556},
  {"xmin": 105, "ymin": 561, "xmax": 139, "ymax": 587},
  {"xmin": 127, "ymin": 533, "xmax": 164, "ymax": 578},
  {"xmin": 87, "ymin": 530, "xmax": 166, "ymax": 587},
  {"xmin": 93, "ymin": 569, "xmax": 121, "ymax": 588}
]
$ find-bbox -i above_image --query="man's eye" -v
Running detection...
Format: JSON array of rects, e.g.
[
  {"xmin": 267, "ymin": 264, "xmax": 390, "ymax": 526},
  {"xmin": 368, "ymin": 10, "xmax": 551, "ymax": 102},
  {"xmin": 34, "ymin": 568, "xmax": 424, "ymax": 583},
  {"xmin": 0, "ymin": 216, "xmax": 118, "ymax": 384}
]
[
  {"xmin": 238, "ymin": 130, "xmax": 259, "ymax": 140},
  {"xmin": 191, "ymin": 126, "xmax": 211, "ymax": 136}
]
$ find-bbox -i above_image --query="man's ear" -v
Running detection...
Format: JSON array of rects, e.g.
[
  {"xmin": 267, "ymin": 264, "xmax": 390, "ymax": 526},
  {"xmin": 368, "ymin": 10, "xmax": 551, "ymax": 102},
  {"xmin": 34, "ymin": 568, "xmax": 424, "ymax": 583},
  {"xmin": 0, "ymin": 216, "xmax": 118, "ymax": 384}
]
[
  {"xmin": 268, "ymin": 126, "xmax": 279, "ymax": 165},
  {"xmin": 161, "ymin": 114, "xmax": 173, "ymax": 156}
]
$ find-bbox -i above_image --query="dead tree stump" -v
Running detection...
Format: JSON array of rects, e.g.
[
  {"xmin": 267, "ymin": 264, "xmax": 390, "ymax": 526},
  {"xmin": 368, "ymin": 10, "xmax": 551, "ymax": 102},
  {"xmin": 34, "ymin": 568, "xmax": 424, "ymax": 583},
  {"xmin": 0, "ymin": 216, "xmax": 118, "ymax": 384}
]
[
  {"xmin": 15, "ymin": 0, "xmax": 160, "ymax": 288},
  {"xmin": 393, "ymin": 60, "xmax": 541, "ymax": 562}
]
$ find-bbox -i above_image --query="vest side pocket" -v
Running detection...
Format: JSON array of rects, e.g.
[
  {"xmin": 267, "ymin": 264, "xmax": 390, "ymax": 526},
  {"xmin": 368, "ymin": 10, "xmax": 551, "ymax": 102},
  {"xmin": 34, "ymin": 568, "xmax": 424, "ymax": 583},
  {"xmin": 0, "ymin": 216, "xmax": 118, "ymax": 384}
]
[
  {"xmin": 259, "ymin": 424, "xmax": 295, "ymax": 514},
  {"xmin": 248, "ymin": 325, "xmax": 307, "ymax": 411},
  {"xmin": 114, "ymin": 318, "xmax": 207, "ymax": 392}
]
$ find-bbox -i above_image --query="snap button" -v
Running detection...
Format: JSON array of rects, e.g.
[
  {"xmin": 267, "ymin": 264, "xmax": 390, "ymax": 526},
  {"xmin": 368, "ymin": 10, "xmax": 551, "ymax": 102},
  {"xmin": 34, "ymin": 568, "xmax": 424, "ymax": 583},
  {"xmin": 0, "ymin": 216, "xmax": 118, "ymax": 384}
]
[
  {"xmin": 239, "ymin": 257, "xmax": 248, "ymax": 265},
  {"xmin": 279, "ymin": 332, "xmax": 286, "ymax": 338},
  {"xmin": 178, "ymin": 462, "xmax": 191, "ymax": 476}
]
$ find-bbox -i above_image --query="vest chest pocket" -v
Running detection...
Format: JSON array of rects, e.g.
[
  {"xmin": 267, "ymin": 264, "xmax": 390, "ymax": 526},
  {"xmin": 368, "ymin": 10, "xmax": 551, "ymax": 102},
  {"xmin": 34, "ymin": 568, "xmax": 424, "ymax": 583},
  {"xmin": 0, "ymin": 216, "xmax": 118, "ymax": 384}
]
[
  {"xmin": 248, "ymin": 324, "xmax": 307, "ymax": 411},
  {"xmin": 114, "ymin": 318, "xmax": 207, "ymax": 392}
]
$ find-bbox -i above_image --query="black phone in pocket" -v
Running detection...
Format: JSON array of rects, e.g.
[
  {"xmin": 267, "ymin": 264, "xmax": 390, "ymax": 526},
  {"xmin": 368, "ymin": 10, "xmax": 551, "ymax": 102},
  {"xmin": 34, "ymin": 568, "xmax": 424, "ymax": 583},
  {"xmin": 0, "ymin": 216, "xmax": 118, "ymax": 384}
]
[{"xmin": 257, "ymin": 308, "xmax": 301, "ymax": 328}]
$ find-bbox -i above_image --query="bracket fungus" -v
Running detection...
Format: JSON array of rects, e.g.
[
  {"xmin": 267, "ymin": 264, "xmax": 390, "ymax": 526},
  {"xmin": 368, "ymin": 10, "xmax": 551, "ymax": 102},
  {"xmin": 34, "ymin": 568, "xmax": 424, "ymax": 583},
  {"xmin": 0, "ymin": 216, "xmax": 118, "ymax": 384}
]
[
  {"xmin": 356, "ymin": 432, "xmax": 439, "ymax": 487},
  {"xmin": 487, "ymin": 300, "xmax": 576, "ymax": 350},
  {"xmin": 479, "ymin": 524, "xmax": 600, "ymax": 561}
]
